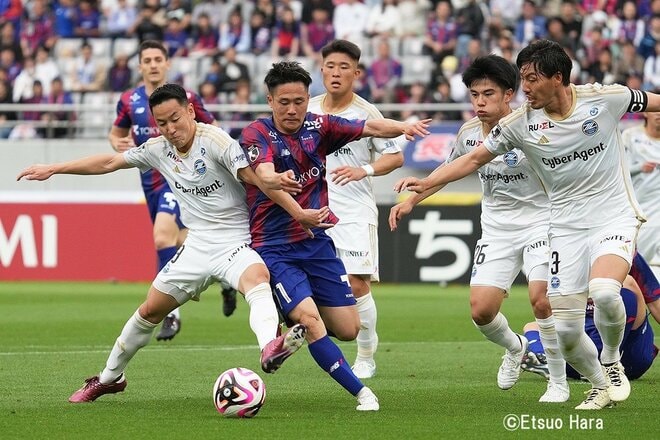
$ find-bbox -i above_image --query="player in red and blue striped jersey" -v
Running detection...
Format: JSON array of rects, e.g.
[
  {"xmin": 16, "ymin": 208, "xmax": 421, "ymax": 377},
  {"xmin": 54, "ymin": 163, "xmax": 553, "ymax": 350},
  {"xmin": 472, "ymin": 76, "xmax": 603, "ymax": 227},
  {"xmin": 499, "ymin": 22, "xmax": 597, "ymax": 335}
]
[
  {"xmin": 109, "ymin": 40, "xmax": 236, "ymax": 340},
  {"xmin": 239, "ymin": 60, "xmax": 430, "ymax": 411}
]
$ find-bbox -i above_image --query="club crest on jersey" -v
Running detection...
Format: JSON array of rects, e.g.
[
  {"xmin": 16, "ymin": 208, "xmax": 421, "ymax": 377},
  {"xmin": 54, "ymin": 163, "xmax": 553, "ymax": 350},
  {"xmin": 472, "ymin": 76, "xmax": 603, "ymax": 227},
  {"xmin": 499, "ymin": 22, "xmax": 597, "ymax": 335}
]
[
  {"xmin": 582, "ymin": 120, "xmax": 598, "ymax": 136},
  {"xmin": 550, "ymin": 276, "xmax": 560, "ymax": 289},
  {"xmin": 503, "ymin": 151, "xmax": 519, "ymax": 167},
  {"xmin": 194, "ymin": 159, "xmax": 207, "ymax": 175},
  {"xmin": 247, "ymin": 144, "xmax": 260, "ymax": 162}
]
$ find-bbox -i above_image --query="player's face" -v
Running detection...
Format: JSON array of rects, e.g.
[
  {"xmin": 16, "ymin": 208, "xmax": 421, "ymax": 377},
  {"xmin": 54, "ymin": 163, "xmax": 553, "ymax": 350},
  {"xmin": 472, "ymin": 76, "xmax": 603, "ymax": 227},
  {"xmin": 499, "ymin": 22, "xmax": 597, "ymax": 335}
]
[
  {"xmin": 519, "ymin": 63, "xmax": 560, "ymax": 110},
  {"xmin": 644, "ymin": 111, "xmax": 660, "ymax": 131},
  {"xmin": 268, "ymin": 82, "xmax": 310, "ymax": 134},
  {"xmin": 151, "ymin": 99, "xmax": 196, "ymax": 151},
  {"xmin": 468, "ymin": 79, "xmax": 512, "ymax": 125},
  {"xmin": 138, "ymin": 48, "xmax": 170, "ymax": 86},
  {"xmin": 321, "ymin": 52, "xmax": 359, "ymax": 96}
]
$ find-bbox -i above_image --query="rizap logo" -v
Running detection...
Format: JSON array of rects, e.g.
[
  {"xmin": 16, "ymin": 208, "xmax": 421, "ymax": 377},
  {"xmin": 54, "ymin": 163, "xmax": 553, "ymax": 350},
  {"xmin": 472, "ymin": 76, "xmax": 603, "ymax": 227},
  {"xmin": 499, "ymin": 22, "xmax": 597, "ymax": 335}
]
[
  {"xmin": 582, "ymin": 120, "xmax": 598, "ymax": 136},
  {"xmin": 503, "ymin": 151, "xmax": 519, "ymax": 167},
  {"xmin": 194, "ymin": 159, "xmax": 207, "ymax": 175},
  {"xmin": 174, "ymin": 179, "xmax": 224, "ymax": 196},
  {"xmin": 132, "ymin": 125, "xmax": 159, "ymax": 136}
]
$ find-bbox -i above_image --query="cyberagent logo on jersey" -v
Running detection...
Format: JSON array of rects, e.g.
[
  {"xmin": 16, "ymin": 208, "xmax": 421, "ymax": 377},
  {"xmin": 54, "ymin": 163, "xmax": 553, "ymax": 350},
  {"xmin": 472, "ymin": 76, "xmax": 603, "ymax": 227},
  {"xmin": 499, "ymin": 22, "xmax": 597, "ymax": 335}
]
[
  {"xmin": 174, "ymin": 179, "xmax": 225, "ymax": 197},
  {"xmin": 541, "ymin": 142, "xmax": 607, "ymax": 169}
]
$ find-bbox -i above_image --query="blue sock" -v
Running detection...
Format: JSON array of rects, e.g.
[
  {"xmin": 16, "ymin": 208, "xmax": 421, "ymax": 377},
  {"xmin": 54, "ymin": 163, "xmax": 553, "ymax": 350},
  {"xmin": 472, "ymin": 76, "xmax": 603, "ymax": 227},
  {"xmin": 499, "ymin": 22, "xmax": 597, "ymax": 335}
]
[
  {"xmin": 524, "ymin": 329, "xmax": 544, "ymax": 354},
  {"xmin": 157, "ymin": 246, "xmax": 177, "ymax": 272},
  {"xmin": 308, "ymin": 336, "xmax": 363, "ymax": 396}
]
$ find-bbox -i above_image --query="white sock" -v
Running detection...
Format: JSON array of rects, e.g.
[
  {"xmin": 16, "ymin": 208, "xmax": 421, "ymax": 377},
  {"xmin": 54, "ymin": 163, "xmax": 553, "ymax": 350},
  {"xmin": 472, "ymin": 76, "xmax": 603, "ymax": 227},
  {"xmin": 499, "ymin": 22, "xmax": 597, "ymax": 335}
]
[
  {"xmin": 536, "ymin": 315, "xmax": 566, "ymax": 384},
  {"xmin": 475, "ymin": 312, "xmax": 522, "ymax": 353},
  {"xmin": 168, "ymin": 307, "xmax": 180, "ymax": 319},
  {"xmin": 244, "ymin": 282, "xmax": 279, "ymax": 351},
  {"xmin": 355, "ymin": 293, "xmax": 378, "ymax": 363},
  {"xmin": 590, "ymin": 278, "xmax": 625, "ymax": 365},
  {"xmin": 99, "ymin": 310, "xmax": 157, "ymax": 384}
]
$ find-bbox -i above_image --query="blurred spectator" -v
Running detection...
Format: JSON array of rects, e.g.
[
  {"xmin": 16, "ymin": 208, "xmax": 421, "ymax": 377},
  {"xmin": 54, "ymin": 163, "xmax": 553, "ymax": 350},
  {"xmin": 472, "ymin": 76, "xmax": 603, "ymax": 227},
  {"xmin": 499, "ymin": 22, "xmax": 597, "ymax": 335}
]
[
  {"xmin": 278, "ymin": 0, "xmax": 303, "ymax": 22},
  {"xmin": 271, "ymin": 6, "xmax": 301, "ymax": 58},
  {"xmin": 401, "ymin": 81, "xmax": 432, "ymax": 121},
  {"xmin": 491, "ymin": 30, "xmax": 518, "ymax": 63},
  {"xmin": 165, "ymin": 0, "xmax": 192, "ymax": 31},
  {"xmin": 0, "ymin": 21, "xmax": 21, "ymax": 63},
  {"xmin": 34, "ymin": 45, "xmax": 60, "ymax": 96},
  {"xmin": 69, "ymin": 42, "xmax": 107, "ymax": 93},
  {"xmin": 458, "ymin": 38, "xmax": 483, "ymax": 72},
  {"xmin": 20, "ymin": 0, "xmax": 56, "ymax": 57},
  {"xmin": 301, "ymin": 7, "xmax": 334, "ymax": 58},
  {"xmin": 396, "ymin": 0, "xmax": 431, "ymax": 38},
  {"xmin": 0, "ymin": 79, "xmax": 16, "ymax": 138},
  {"xmin": 489, "ymin": 0, "xmax": 523, "ymax": 31},
  {"xmin": 225, "ymin": 78, "xmax": 253, "ymax": 139},
  {"xmin": 365, "ymin": 0, "xmax": 401, "ymax": 39},
  {"xmin": 217, "ymin": 46, "xmax": 250, "ymax": 94},
  {"xmin": 333, "ymin": 0, "xmax": 369, "ymax": 44},
  {"xmin": 163, "ymin": 17, "xmax": 189, "ymax": 57},
  {"xmin": 430, "ymin": 77, "xmax": 463, "ymax": 122},
  {"xmin": 0, "ymin": 47, "xmax": 20, "ymax": 82},
  {"xmin": 546, "ymin": 16, "xmax": 574, "ymax": 51},
  {"xmin": 0, "ymin": 0, "xmax": 22, "ymax": 34},
  {"xmin": 612, "ymin": 0, "xmax": 645, "ymax": 46},
  {"xmin": 203, "ymin": 57, "xmax": 223, "ymax": 85},
  {"xmin": 368, "ymin": 38, "xmax": 402, "ymax": 105},
  {"xmin": 198, "ymin": 80, "xmax": 221, "ymax": 120},
  {"xmin": 20, "ymin": 80, "xmax": 45, "ymax": 123},
  {"xmin": 558, "ymin": 0, "xmax": 583, "ymax": 44},
  {"xmin": 643, "ymin": 40, "xmax": 660, "ymax": 89},
  {"xmin": 190, "ymin": 12, "xmax": 219, "ymax": 58},
  {"xmin": 578, "ymin": 25, "xmax": 611, "ymax": 73},
  {"xmin": 249, "ymin": 10, "xmax": 271, "ymax": 56},
  {"xmin": 255, "ymin": 0, "xmax": 277, "ymax": 28},
  {"xmin": 638, "ymin": 14, "xmax": 660, "ymax": 59},
  {"xmin": 423, "ymin": 0, "xmax": 457, "ymax": 64},
  {"xmin": 301, "ymin": 0, "xmax": 334, "ymax": 25},
  {"xmin": 514, "ymin": 0, "xmax": 547, "ymax": 47},
  {"xmin": 613, "ymin": 39, "xmax": 645, "ymax": 83},
  {"xmin": 130, "ymin": 3, "xmax": 165, "ymax": 43},
  {"xmin": 219, "ymin": 7, "xmax": 251, "ymax": 53},
  {"xmin": 13, "ymin": 56, "xmax": 37, "ymax": 102},
  {"xmin": 42, "ymin": 76, "xmax": 75, "ymax": 138},
  {"xmin": 354, "ymin": 62, "xmax": 372, "ymax": 101},
  {"xmin": 108, "ymin": 53, "xmax": 133, "ymax": 91},
  {"xmin": 105, "ymin": 0, "xmax": 138, "ymax": 39},
  {"xmin": 54, "ymin": 0, "xmax": 78, "ymax": 38},
  {"xmin": 74, "ymin": 0, "xmax": 101, "ymax": 38},
  {"xmin": 191, "ymin": 0, "xmax": 230, "ymax": 29},
  {"xmin": 455, "ymin": 0, "xmax": 484, "ymax": 61},
  {"xmin": 587, "ymin": 46, "xmax": 616, "ymax": 84}
]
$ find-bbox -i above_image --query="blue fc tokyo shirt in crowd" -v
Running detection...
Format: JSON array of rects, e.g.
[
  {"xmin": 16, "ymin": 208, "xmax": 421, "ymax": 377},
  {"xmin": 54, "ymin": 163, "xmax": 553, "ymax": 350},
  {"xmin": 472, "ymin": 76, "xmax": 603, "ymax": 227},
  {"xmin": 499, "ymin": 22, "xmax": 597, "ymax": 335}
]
[{"xmin": 240, "ymin": 113, "xmax": 366, "ymax": 248}]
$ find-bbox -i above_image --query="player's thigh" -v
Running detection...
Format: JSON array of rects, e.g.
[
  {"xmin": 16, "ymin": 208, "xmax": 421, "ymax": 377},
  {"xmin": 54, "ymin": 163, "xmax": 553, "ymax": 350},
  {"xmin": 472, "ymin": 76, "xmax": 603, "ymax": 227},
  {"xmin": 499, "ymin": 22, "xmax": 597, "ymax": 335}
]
[
  {"xmin": 470, "ymin": 236, "xmax": 523, "ymax": 293},
  {"xmin": 328, "ymin": 222, "xmax": 379, "ymax": 282},
  {"xmin": 547, "ymin": 227, "xmax": 590, "ymax": 296},
  {"xmin": 153, "ymin": 212, "xmax": 181, "ymax": 247},
  {"xmin": 318, "ymin": 305, "xmax": 360, "ymax": 341},
  {"xmin": 589, "ymin": 218, "xmax": 640, "ymax": 282},
  {"xmin": 153, "ymin": 239, "xmax": 214, "ymax": 304}
]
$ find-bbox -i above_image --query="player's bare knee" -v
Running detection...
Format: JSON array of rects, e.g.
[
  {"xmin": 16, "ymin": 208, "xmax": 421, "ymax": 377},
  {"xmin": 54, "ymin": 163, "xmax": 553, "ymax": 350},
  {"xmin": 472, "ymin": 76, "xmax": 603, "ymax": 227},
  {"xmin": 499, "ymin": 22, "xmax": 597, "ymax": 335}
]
[
  {"xmin": 470, "ymin": 305, "xmax": 498, "ymax": 325},
  {"xmin": 137, "ymin": 304, "xmax": 165, "ymax": 325},
  {"xmin": 332, "ymin": 323, "xmax": 360, "ymax": 341},
  {"xmin": 297, "ymin": 313, "xmax": 325, "ymax": 341},
  {"xmin": 529, "ymin": 296, "xmax": 552, "ymax": 319}
]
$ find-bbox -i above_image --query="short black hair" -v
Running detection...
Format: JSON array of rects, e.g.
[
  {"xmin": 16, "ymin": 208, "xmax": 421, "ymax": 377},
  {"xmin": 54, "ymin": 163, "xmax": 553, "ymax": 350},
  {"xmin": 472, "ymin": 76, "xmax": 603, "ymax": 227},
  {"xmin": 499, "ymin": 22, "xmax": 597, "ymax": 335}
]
[
  {"xmin": 462, "ymin": 55, "xmax": 519, "ymax": 92},
  {"xmin": 139, "ymin": 40, "xmax": 169, "ymax": 61},
  {"xmin": 516, "ymin": 39, "xmax": 572, "ymax": 86},
  {"xmin": 264, "ymin": 61, "xmax": 312, "ymax": 93},
  {"xmin": 321, "ymin": 39, "xmax": 361, "ymax": 62},
  {"xmin": 148, "ymin": 83, "xmax": 188, "ymax": 110}
]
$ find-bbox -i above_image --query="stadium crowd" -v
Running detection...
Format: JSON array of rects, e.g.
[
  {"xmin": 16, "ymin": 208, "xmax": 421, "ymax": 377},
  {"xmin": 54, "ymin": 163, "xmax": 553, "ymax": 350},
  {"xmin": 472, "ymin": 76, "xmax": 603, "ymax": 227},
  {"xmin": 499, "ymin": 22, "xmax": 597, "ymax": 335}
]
[{"xmin": 1, "ymin": 0, "xmax": 659, "ymax": 139}]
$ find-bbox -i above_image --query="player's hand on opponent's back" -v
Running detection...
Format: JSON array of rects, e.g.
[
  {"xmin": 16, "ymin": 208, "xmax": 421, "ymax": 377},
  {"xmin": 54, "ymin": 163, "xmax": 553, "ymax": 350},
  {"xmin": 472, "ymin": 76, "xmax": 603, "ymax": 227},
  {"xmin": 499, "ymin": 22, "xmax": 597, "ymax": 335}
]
[
  {"xmin": 388, "ymin": 200, "xmax": 414, "ymax": 231},
  {"xmin": 261, "ymin": 169, "xmax": 302, "ymax": 195},
  {"xmin": 402, "ymin": 118, "xmax": 432, "ymax": 141},
  {"xmin": 295, "ymin": 206, "xmax": 333, "ymax": 238},
  {"xmin": 17, "ymin": 164, "xmax": 55, "ymax": 181},
  {"xmin": 393, "ymin": 176, "xmax": 429, "ymax": 194},
  {"xmin": 112, "ymin": 137, "xmax": 136, "ymax": 152},
  {"xmin": 330, "ymin": 166, "xmax": 367, "ymax": 185}
]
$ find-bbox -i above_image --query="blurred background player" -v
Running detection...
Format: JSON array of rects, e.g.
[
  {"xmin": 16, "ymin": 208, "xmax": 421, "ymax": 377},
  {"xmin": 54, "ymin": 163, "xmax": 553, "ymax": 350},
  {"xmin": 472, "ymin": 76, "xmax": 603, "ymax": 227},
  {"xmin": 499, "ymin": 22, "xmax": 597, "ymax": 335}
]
[
  {"xmin": 522, "ymin": 253, "xmax": 659, "ymax": 381},
  {"xmin": 308, "ymin": 39, "xmax": 404, "ymax": 379},
  {"xmin": 109, "ymin": 40, "xmax": 238, "ymax": 340},
  {"xmin": 18, "ymin": 84, "xmax": 307, "ymax": 403},
  {"xmin": 390, "ymin": 55, "xmax": 568, "ymax": 402},
  {"xmin": 240, "ymin": 60, "xmax": 430, "ymax": 410},
  {"xmin": 622, "ymin": 110, "xmax": 660, "ymax": 280}
]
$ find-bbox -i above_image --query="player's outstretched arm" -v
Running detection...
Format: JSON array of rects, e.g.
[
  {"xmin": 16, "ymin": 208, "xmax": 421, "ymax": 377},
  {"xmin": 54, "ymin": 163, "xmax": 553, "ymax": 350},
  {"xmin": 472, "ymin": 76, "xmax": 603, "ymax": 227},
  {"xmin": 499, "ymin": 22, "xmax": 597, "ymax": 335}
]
[
  {"xmin": 331, "ymin": 152, "xmax": 404, "ymax": 186},
  {"xmin": 362, "ymin": 118, "xmax": 432, "ymax": 141},
  {"xmin": 17, "ymin": 153, "xmax": 132, "ymax": 181}
]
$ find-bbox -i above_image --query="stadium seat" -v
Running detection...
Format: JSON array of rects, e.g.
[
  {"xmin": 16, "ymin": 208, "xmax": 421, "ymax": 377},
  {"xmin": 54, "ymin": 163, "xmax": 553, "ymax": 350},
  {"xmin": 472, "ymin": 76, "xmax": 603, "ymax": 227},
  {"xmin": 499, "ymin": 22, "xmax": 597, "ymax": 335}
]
[
  {"xmin": 400, "ymin": 55, "xmax": 433, "ymax": 85},
  {"xmin": 113, "ymin": 38, "xmax": 139, "ymax": 58}
]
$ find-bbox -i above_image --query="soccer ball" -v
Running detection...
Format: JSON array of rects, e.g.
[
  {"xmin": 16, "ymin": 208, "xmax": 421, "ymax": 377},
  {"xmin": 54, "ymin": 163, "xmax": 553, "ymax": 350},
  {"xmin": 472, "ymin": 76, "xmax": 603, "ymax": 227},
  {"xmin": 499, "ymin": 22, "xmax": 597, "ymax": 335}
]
[{"xmin": 212, "ymin": 367, "xmax": 266, "ymax": 418}]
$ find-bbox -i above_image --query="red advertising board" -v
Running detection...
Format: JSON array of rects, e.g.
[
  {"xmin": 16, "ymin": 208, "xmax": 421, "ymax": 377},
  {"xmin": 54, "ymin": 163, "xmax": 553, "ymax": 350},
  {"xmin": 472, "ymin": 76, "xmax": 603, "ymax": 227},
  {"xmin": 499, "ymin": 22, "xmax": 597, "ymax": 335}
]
[{"xmin": 0, "ymin": 203, "xmax": 155, "ymax": 281}]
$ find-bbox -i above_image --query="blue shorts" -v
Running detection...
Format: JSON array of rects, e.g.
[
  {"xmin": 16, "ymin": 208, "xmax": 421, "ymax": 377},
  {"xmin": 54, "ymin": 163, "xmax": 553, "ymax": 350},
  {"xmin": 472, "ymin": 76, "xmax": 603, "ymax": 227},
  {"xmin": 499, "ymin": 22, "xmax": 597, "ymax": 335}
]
[
  {"xmin": 255, "ymin": 233, "xmax": 355, "ymax": 319},
  {"xmin": 619, "ymin": 317, "xmax": 657, "ymax": 380},
  {"xmin": 145, "ymin": 187, "xmax": 185, "ymax": 229}
]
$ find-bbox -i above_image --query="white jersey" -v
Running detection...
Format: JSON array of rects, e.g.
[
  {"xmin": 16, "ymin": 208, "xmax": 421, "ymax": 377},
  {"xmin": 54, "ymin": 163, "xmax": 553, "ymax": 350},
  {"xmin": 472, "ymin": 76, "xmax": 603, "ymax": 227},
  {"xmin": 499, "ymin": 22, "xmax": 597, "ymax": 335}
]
[
  {"xmin": 622, "ymin": 124, "xmax": 660, "ymax": 224},
  {"xmin": 124, "ymin": 123, "xmax": 250, "ymax": 241},
  {"xmin": 484, "ymin": 83, "xmax": 646, "ymax": 228},
  {"xmin": 308, "ymin": 93, "xmax": 402, "ymax": 225},
  {"xmin": 448, "ymin": 117, "xmax": 550, "ymax": 236}
]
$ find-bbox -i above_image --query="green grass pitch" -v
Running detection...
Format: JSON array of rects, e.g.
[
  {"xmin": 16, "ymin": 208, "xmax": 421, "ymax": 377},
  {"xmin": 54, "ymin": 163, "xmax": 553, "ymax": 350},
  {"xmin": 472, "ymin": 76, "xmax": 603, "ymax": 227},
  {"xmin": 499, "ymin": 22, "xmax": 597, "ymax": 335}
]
[{"xmin": 0, "ymin": 282, "xmax": 657, "ymax": 439}]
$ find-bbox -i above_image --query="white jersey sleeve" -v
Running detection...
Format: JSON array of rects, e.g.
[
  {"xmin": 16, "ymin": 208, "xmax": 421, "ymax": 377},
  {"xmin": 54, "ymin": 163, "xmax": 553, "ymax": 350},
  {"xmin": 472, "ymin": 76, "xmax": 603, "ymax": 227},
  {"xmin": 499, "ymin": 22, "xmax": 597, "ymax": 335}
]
[
  {"xmin": 308, "ymin": 93, "xmax": 403, "ymax": 225},
  {"xmin": 622, "ymin": 124, "xmax": 660, "ymax": 224}
]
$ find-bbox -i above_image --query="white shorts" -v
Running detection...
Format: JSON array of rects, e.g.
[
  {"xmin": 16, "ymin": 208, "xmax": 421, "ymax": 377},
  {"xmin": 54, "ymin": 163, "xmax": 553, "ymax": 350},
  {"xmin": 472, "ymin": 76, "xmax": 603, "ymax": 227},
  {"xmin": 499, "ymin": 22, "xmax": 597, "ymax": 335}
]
[
  {"xmin": 547, "ymin": 216, "xmax": 641, "ymax": 296},
  {"xmin": 470, "ymin": 226, "xmax": 549, "ymax": 293},
  {"xmin": 153, "ymin": 234, "xmax": 264, "ymax": 304},
  {"xmin": 326, "ymin": 222, "xmax": 379, "ymax": 282},
  {"xmin": 637, "ymin": 222, "xmax": 660, "ymax": 266}
]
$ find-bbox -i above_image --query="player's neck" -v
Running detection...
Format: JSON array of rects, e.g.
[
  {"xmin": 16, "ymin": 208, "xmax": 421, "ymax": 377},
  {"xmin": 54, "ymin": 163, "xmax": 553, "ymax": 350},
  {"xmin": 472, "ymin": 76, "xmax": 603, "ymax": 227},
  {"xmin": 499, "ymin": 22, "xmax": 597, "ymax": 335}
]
[
  {"xmin": 545, "ymin": 85, "xmax": 573, "ymax": 119},
  {"xmin": 322, "ymin": 92, "xmax": 354, "ymax": 114},
  {"xmin": 645, "ymin": 125, "xmax": 660, "ymax": 139}
]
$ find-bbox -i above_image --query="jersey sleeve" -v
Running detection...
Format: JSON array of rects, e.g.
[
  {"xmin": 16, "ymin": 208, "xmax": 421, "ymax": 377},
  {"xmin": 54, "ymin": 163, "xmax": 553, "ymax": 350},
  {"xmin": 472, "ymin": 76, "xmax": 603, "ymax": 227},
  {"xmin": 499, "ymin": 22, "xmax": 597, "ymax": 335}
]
[
  {"xmin": 188, "ymin": 91, "xmax": 216, "ymax": 124},
  {"xmin": 444, "ymin": 139, "xmax": 462, "ymax": 164},
  {"xmin": 601, "ymin": 84, "xmax": 648, "ymax": 119},
  {"xmin": 123, "ymin": 142, "xmax": 155, "ymax": 172},
  {"xmin": 322, "ymin": 114, "xmax": 366, "ymax": 154},
  {"xmin": 483, "ymin": 122, "xmax": 516, "ymax": 156},
  {"xmin": 239, "ymin": 123, "xmax": 274, "ymax": 170},
  {"xmin": 225, "ymin": 140, "xmax": 250, "ymax": 180},
  {"xmin": 113, "ymin": 93, "xmax": 132, "ymax": 129}
]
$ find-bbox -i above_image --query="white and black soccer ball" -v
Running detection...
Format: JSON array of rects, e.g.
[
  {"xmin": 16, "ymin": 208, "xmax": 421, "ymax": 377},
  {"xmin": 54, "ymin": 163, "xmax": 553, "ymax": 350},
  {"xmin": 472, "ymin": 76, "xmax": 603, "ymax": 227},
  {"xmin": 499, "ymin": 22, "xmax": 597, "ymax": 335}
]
[{"xmin": 212, "ymin": 367, "xmax": 266, "ymax": 418}]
